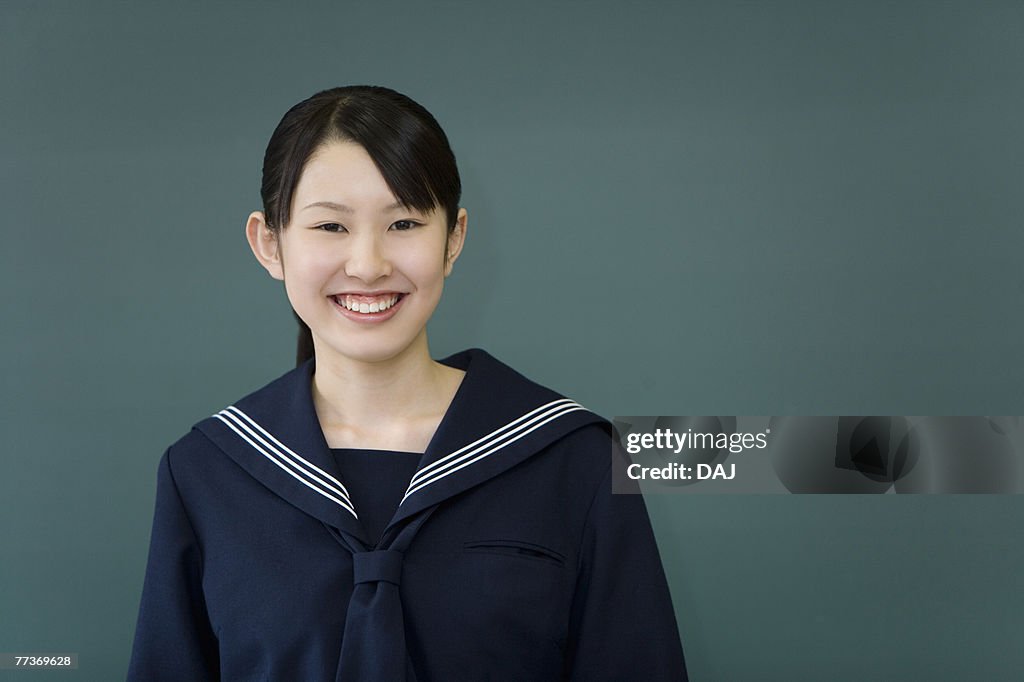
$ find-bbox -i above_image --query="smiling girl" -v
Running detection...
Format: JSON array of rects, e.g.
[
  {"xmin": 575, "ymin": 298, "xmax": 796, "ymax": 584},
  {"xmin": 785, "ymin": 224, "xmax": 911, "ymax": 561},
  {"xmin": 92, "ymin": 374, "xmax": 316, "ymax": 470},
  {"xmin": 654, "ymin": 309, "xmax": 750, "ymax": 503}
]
[{"xmin": 128, "ymin": 85, "xmax": 687, "ymax": 681}]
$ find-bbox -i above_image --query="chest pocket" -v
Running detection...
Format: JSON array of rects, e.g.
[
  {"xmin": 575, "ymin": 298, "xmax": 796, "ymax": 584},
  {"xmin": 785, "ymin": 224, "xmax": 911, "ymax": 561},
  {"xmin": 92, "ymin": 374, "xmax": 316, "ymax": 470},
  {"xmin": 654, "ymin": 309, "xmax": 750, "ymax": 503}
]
[{"xmin": 463, "ymin": 539, "xmax": 566, "ymax": 568}]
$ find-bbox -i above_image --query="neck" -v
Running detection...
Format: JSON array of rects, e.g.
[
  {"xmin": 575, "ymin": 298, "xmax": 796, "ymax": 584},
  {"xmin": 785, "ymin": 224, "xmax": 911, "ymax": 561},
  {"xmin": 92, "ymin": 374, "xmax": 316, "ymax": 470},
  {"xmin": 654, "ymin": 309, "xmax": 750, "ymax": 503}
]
[{"xmin": 309, "ymin": 332, "xmax": 463, "ymax": 449}]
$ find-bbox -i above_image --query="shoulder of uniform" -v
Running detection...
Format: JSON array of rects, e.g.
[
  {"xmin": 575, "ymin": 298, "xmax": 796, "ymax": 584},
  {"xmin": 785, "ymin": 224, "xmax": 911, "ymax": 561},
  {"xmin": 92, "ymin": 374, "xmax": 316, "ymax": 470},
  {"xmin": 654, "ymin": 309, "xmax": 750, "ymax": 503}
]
[
  {"xmin": 539, "ymin": 415, "xmax": 616, "ymax": 468},
  {"xmin": 160, "ymin": 425, "xmax": 222, "ymax": 471}
]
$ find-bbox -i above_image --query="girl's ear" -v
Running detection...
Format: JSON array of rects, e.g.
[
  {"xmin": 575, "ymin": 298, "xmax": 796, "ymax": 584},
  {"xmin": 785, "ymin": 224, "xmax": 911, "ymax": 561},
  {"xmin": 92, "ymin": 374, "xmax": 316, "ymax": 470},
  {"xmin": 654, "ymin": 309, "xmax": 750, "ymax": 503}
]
[
  {"xmin": 444, "ymin": 208, "xmax": 468, "ymax": 277},
  {"xmin": 246, "ymin": 211, "xmax": 285, "ymax": 281}
]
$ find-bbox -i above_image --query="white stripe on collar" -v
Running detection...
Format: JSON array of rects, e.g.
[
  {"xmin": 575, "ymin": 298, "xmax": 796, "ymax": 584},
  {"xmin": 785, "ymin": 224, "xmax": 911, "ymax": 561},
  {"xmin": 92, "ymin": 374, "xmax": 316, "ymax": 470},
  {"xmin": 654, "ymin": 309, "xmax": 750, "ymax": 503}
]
[
  {"xmin": 401, "ymin": 398, "xmax": 587, "ymax": 503},
  {"xmin": 214, "ymin": 406, "xmax": 358, "ymax": 519}
]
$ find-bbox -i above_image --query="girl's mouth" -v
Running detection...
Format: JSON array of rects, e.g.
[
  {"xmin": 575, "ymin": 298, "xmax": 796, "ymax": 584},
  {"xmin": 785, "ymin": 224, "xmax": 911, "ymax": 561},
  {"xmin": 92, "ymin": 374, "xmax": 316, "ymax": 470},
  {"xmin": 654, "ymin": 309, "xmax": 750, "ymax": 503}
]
[{"xmin": 330, "ymin": 293, "xmax": 407, "ymax": 322}]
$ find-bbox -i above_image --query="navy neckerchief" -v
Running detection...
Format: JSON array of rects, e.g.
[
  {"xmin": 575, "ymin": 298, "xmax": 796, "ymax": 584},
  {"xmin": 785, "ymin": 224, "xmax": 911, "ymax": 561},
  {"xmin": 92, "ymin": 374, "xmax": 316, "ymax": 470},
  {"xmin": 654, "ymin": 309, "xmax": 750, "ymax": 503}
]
[{"xmin": 195, "ymin": 348, "xmax": 606, "ymax": 681}]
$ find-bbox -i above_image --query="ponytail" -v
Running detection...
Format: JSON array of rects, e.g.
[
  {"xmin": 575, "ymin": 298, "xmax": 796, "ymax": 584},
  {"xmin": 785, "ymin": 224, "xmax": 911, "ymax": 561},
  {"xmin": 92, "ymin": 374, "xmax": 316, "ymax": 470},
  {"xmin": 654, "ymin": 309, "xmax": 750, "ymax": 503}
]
[{"xmin": 293, "ymin": 311, "xmax": 315, "ymax": 367}]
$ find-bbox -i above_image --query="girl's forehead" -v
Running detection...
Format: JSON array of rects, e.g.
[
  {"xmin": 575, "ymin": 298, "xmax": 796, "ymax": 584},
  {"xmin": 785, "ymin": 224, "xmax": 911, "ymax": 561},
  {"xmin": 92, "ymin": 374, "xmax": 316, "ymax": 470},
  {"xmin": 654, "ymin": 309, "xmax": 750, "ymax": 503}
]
[
  {"xmin": 300, "ymin": 141, "xmax": 380, "ymax": 183},
  {"xmin": 295, "ymin": 143, "xmax": 397, "ymax": 207},
  {"xmin": 292, "ymin": 138, "xmax": 443, "ymax": 221}
]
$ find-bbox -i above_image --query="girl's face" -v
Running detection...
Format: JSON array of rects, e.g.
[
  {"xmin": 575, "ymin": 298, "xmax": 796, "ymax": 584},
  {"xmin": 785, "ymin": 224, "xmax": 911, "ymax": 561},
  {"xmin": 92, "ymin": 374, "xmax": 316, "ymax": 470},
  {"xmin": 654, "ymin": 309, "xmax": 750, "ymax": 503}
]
[{"xmin": 247, "ymin": 140, "xmax": 467, "ymax": 367}]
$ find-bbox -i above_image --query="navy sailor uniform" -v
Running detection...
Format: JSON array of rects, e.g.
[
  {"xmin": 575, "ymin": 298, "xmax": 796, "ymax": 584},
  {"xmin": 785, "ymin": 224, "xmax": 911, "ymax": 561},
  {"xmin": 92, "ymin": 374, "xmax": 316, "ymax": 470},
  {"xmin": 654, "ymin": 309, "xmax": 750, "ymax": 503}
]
[{"xmin": 128, "ymin": 348, "xmax": 688, "ymax": 681}]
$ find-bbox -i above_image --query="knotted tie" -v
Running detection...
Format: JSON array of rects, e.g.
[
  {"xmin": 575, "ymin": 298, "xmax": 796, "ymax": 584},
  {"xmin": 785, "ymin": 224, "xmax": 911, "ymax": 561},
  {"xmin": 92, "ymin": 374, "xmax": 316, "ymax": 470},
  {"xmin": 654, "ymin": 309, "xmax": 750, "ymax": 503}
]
[{"xmin": 332, "ymin": 510, "xmax": 435, "ymax": 682}]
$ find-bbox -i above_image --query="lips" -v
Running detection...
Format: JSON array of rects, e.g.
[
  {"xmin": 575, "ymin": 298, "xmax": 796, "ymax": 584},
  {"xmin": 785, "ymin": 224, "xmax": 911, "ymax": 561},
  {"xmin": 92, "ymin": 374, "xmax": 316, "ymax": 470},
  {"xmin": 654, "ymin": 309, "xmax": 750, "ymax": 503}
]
[
  {"xmin": 332, "ymin": 293, "xmax": 403, "ymax": 314},
  {"xmin": 329, "ymin": 292, "xmax": 407, "ymax": 321}
]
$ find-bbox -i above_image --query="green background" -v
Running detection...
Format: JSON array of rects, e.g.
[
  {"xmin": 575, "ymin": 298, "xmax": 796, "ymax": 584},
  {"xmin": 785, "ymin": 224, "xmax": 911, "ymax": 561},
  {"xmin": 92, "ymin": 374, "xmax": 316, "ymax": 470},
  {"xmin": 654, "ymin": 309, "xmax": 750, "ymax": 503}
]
[{"xmin": 3, "ymin": 1, "xmax": 1022, "ymax": 680}]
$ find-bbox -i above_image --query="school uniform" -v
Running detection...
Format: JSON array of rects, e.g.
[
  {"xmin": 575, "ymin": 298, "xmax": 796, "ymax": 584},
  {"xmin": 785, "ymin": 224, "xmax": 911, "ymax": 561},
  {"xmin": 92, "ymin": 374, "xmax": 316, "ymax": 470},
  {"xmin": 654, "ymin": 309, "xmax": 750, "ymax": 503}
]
[{"xmin": 127, "ymin": 348, "xmax": 688, "ymax": 681}]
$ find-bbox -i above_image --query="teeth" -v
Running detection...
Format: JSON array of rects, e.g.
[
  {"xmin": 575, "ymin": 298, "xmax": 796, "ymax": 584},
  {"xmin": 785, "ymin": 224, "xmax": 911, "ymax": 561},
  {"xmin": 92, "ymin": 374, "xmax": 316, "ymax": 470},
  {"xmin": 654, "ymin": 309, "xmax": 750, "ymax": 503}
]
[{"xmin": 336, "ymin": 294, "xmax": 400, "ymax": 313}]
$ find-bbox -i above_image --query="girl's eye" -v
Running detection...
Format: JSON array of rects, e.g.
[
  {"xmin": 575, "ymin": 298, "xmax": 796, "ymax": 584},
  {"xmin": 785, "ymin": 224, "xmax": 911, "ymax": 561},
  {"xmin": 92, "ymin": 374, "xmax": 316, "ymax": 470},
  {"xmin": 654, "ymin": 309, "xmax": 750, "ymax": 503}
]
[
  {"xmin": 391, "ymin": 219, "xmax": 421, "ymax": 231},
  {"xmin": 317, "ymin": 223, "xmax": 347, "ymax": 233}
]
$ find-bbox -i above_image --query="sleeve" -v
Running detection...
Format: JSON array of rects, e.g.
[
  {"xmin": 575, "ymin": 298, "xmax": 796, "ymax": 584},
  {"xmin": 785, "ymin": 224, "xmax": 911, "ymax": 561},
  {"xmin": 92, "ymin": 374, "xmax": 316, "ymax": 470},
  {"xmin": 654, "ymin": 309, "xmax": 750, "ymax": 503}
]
[
  {"xmin": 563, "ymin": 445, "xmax": 688, "ymax": 681},
  {"xmin": 127, "ymin": 447, "xmax": 220, "ymax": 681}
]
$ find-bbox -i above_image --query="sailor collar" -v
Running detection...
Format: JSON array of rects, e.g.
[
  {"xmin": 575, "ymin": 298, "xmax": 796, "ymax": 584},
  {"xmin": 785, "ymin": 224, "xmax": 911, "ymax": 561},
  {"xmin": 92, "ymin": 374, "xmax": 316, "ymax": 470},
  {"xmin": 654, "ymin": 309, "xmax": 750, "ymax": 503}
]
[{"xmin": 195, "ymin": 348, "xmax": 605, "ymax": 547}]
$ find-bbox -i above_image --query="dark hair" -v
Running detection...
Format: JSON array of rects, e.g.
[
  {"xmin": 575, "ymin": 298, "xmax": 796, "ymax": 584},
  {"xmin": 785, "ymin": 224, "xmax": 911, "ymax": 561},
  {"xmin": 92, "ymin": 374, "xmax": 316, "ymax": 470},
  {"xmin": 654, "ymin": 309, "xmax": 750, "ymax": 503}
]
[{"xmin": 258, "ymin": 85, "xmax": 463, "ymax": 366}]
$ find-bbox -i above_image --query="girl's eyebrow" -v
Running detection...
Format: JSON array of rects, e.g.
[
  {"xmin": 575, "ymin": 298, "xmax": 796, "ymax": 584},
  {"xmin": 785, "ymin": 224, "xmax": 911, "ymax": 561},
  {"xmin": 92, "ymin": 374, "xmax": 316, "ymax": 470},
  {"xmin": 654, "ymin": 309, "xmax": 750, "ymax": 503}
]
[{"xmin": 301, "ymin": 200, "xmax": 406, "ymax": 213}]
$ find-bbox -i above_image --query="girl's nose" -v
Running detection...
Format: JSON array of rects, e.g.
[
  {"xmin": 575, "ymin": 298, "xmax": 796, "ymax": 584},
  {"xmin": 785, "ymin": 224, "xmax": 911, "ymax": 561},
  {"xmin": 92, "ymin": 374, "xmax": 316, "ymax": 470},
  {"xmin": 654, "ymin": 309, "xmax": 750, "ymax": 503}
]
[{"xmin": 344, "ymin": 233, "xmax": 392, "ymax": 282}]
